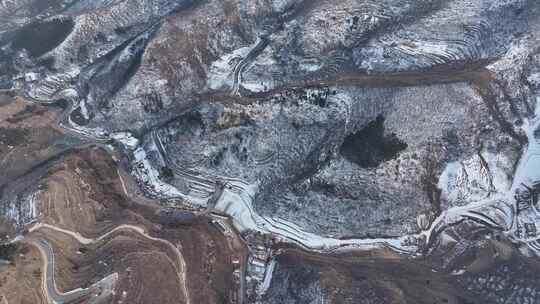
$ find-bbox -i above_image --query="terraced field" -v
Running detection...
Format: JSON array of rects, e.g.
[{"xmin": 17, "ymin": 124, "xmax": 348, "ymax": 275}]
[{"xmin": 2, "ymin": 1, "xmax": 540, "ymax": 304}]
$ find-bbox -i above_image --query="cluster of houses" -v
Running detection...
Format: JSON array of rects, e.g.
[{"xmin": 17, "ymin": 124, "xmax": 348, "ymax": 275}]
[{"xmin": 242, "ymin": 231, "xmax": 275, "ymax": 302}]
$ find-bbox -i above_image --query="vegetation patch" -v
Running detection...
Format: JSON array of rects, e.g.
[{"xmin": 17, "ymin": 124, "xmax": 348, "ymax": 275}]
[
  {"xmin": 340, "ymin": 115, "xmax": 407, "ymax": 168},
  {"xmin": 0, "ymin": 243, "xmax": 18, "ymax": 261},
  {"xmin": 12, "ymin": 18, "xmax": 75, "ymax": 57},
  {"xmin": 0, "ymin": 128, "xmax": 30, "ymax": 146},
  {"xmin": 6, "ymin": 104, "xmax": 47, "ymax": 124}
]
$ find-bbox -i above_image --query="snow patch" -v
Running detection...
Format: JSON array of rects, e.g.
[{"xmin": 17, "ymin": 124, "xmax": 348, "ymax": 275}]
[
  {"xmin": 111, "ymin": 132, "xmax": 139, "ymax": 150},
  {"xmin": 511, "ymin": 96, "xmax": 540, "ymax": 192},
  {"xmin": 2, "ymin": 191, "xmax": 39, "ymax": 227},
  {"xmin": 299, "ymin": 61, "xmax": 323, "ymax": 73},
  {"xmin": 131, "ymin": 144, "xmax": 209, "ymax": 208},
  {"xmin": 132, "ymin": 147, "xmax": 185, "ymax": 199},
  {"xmin": 207, "ymin": 46, "xmax": 251, "ymax": 91},
  {"xmin": 258, "ymin": 258, "xmax": 276, "ymax": 295},
  {"xmin": 213, "ymin": 180, "xmax": 416, "ymax": 253},
  {"xmin": 79, "ymin": 99, "xmax": 90, "ymax": 120},
  {"xmin": 438, "ymin": 151, "xmax": 511, "ymax": 207}
]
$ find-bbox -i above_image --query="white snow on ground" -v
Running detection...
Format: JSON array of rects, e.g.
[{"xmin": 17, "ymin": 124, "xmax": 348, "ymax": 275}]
[
  {"xmin": 527, "ymin": 73, "xmax": 540, "ymax": 88},
  {"xmin": 438, "ymin": 151, "xmax": 511, "ymax": 207},
  {"xmin": 124, "ymin": 129, "xmax": 416, "ymax": 253},
  {"xmin": 79, "ymin": 99, "xmax": 90, "ymax": 120},
  {"xmin": 27, "ymin": 67, "xmax": 81, "ymax": 101},
  {"xmin": 299, "ymin": 61, "xmax": 323, "ymax": 73},
  {"xmin": 258, "ymin": 258, "xmax": 276, "ymax": 295},
  {"xmin": 488, "ymin": 36, "xmax": 534, "ymax": 73},
  {"xmin": 483, "ymin": 152, "xmax": 513, "ymax": 192},
  {"xmin": 271, "ymin": 0, "xmax": 295, "ymax": 12},
  {"xmin": 241, "ymin": 50, "xmax": 277, "ymax": 93},
  {"xmin": 131, "ymin": 144, "xmax": 208, "ymax": 207},
  {"xmin": 423, "ymin": 95, "xmax": 540, "ymax": 256},
  {"xmin": 395, "ymin": 41, "xmax": 454, "ymax": 64},
  {"xmin": 213, "ymin": 180, "xmax": 417, "ymax": 253},
  {"xmin": 438, "ymin": 161, "xmax": 462, "ymax": 200},
  {"xmin": 24, "ymin": 72, "xmax": 39, "ymax": 82},
  {"xmin": 418, "ymin": 193, "xmax": 511, "ymax": 245},
  {"xmin": 511, "ymin": 96, "xmax": 540, "ymax": 192},
  {"xmin": 58, "ymin": 88, "xmax": 79, "ymax": 100},
  {"xmin": 506, "ymin": 96, "xmax": 540, "ymax": 252},
  {"xmin": 70, "ymin": 85, "xmax": 536, "ymax": 264},
  {"xmin": 111, "ymin": 132, "xmax": 139, "ymax": 150},
  {"xmin": 29, "ymin": 191, "xmax": 39, "ymax": 220},
  {"xmin": 66, "ymin": 109, "xmax": 109, "ymax": 140},
  {"xmin": 241, "ymin": 80, "xmax": 271, "ymax": 93},
  {"xmin": 132, "ymin": 147, "xmax": 185, "ymax": 199},
  {"xmin": 3, "ymin": 192, "xmax": 39, "ymax": 227},
  {"xmin": 207, "ymin": 46, "xmax": 251, "ymax": 90},
  {"xmin": 66, "ymin": 119, "xmax": 107, "ymax": 138}
]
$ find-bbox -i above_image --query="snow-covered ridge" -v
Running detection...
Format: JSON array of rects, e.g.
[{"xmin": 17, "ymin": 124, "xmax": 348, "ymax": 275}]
[
  {"xmin": 2, "ymin": 191, "xmax": 39, "ymax": 228},
  {"xmin": 421, "ymin": 96, "xmax": 540, "ymax": 257}
]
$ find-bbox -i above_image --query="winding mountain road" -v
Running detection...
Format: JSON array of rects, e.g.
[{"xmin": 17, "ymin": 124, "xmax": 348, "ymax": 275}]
[
  {"xmin": 28, "ymin": 223, "xmax": 191, "ymax": 304},
  {"xmin": 28, "ymin": 238, "xmax": 118, "ymax": 304},
  {"xmin": 231, "ymin": 37, "xmax": 269, "ymax": 96}
]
